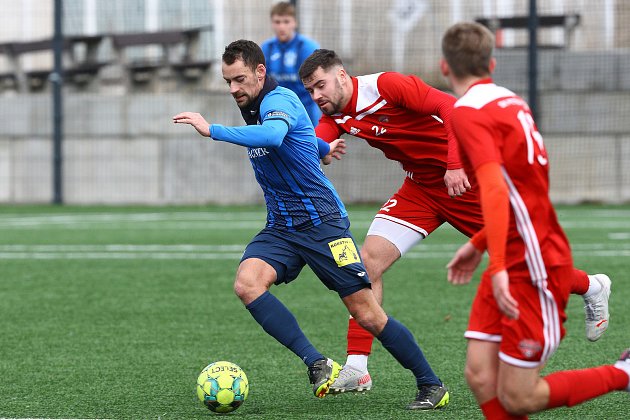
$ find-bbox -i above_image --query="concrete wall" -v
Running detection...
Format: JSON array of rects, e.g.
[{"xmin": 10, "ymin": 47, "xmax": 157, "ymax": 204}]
[{"xmin": 0, "ymin": 50, "xmax": 629, "ymax": 205}]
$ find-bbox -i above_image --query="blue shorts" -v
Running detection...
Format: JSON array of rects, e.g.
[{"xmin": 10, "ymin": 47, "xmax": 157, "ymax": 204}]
[{"xmin": 241, "ymin": 217, "xmax": 371, "ymax": 298}]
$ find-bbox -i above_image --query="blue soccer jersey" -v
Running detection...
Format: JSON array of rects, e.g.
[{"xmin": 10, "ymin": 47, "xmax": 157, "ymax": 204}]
[
  {"xmin": 261, "ymin": 34, "xmax": 321, "ymax": 125},
  {"xmin": 210, "ymin": 85, "xmax": 347, "ymax": 231}
]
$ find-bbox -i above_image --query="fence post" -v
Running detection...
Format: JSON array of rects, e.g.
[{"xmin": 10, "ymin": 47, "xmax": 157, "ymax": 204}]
[
  {"xmin": 528, "ymin": 0, "xmax": 539, "ymax": 124},
  {"xmin": 52, "ymin": 0, "xmax": 64, "ymax": 204}
]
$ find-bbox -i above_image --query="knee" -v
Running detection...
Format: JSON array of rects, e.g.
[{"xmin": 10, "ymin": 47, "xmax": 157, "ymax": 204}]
[
  {"xmin": 497, "ymin": 386, "xmax": 533, "ymax": 416},
  {"xmin": 233, "ymin": 273, "xmax": 266, "ymax": 304},
  {"xmin": 232, "ymin": 276, "xmax": 249, "ymax": 301},
  {"xmin": 465, "ymin": 361, "xmax": 496, "ymax": 396},
  {"xmin": 349, "ymin": 306, "xmax": 386, "ymax": 335},
  {"xmin": 360, "ymin": 247, "xmax": 384, "ymax": 278},
  {"xmin": 353, "ymin": 313, "xmax": 380, "ymax": 335}
]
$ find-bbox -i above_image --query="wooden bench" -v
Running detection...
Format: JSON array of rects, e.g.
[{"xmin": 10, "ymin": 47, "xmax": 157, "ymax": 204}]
[
  {"xmin": 110, "ymin": 26, "xmax": 213, "ymax": 88},
  {"xmin": 0, "ymin": 26, "xmax": 213, "ymax": 92},
  {"xmin": 475, "ymin": 14, "xmax": 581, "ymax": 49},
  {"xmin": 0, "ymin": 35, "xmax": 109, "ymax": 92},
  {"xmin": 0, "ymin": 43, "xmax": 17, "ymax": 89}
]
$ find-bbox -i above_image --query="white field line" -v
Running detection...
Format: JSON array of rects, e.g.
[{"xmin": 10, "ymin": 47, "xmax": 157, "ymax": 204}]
[
  {"xmin": 0, "ymin": 243, "xmax": 627, "ymax": 260},
  {"xmin": 1, "ymin": 219, "xmax": 630, "ymax": 230},
  {"xmin": 0, "ymin": 210, "xmax": 629, "ymax": 230},
  {"xmin": 609, "ymin": 232, "xmax": 630, "ymax": 240},
  {"xmin": 0, "ymin": 244, "xmax": 247, "ymax": 252}
]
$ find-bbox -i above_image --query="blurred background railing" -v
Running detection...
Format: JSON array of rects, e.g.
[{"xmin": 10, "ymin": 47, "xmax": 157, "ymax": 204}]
[{"xmin": 0, "ymin": 0, "xmax": 628, "ymax": 205}]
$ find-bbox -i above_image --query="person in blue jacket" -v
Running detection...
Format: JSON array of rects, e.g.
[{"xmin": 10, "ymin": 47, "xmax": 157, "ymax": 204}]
[
  {"xmin": 261, "ymin": 2, "xmax": 321, "ymax": 126},
  {"xmin": 172, "ymin": 39, "xmax": 450, "ymax": 410}
]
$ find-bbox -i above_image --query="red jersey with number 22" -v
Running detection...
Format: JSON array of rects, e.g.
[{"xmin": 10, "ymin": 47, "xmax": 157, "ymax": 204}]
[
  {"xmin": 315, "ymin": 72, "xmax": 461, "ymax": 187},
  {"xmin": 451, "ymin": 80, "xmax": 572, "ymax": 279}
]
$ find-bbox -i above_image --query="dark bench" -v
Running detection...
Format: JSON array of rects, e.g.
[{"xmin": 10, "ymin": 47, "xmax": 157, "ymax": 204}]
[
  {"xmin": 0, "ymin": 27, "xmax": 213, "ymax": 92},
  {"xmin": 110, "ymin": 26, "xmax": 213, "ymax": 87},
  {"xmin": 475, "ymin": 14, "xmax": 581, "ymax": 49},
  {"xmin": 0, "ymin": 36, "xmax": 109, "ymax": 91}
]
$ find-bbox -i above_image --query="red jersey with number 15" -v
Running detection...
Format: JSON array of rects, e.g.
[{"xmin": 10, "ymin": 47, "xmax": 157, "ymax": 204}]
[
  {"xmin": 315, "ymin": 72, "xmax": 462, "ymax": 187},
  {"xmin": 452, "ymin": 79, "xmax": 572, "ymax": 278}
]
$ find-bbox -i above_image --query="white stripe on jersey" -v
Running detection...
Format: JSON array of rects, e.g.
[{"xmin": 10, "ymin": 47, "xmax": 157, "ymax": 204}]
[
  {"xmin": 356, "ymin": 99, "xmax": 387, "ymax": 120},
  {"xmin": 334, "ymin": 115, "xmax": 352, "ymax": 124},
  {"xmin": 355, "ymin": 72, "xmax": 384, "ymax": 110},
  {"xmin": 455, "ymin": 83, "xmax": 516, "ymax": 109},
  {"xmin": 501, "ymin": 167, "xmax": 547, "ymax": 282},
  {"xmin": 501, "ymin": 167, "xmax": 560, "ymax": 364}
]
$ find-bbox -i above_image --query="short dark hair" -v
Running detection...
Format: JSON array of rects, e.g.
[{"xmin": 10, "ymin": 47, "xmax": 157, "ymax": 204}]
[
  {"xmin": 442, "ymin": 22, "xmax": 494, "ymax": 78},
  {"xmin": 299, "ymin": 49, "xmax": 344, "ymax": 80},
  {"xmin": 222, "ymin": 39, "xmax": 266, "ymax": 72},
  {"xmin": 270, "ymin": 2, "xmax": 296, "ymax": 18}
]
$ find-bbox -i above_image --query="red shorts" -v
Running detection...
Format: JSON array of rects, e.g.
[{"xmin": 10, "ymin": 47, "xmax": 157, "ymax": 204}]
[
  {"xmin": 465, "ymin": 265, "xmax": 573, "ymax": 367},
  {"xmin": 374, "ymin": 176, "xmax": 483, "ymax": 237}
]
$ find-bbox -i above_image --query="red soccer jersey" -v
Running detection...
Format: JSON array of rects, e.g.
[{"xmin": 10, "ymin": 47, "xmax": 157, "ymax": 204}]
[
  {"xmin": 315, "ymin": 72, "xmax": 461, "ymax": 187},
  {"xmin": 452, "ymin": 79, "xmax": 572, "ymax": 278}
]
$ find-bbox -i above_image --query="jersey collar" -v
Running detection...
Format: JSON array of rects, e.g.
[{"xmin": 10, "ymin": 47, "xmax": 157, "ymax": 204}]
[
  {"xmin": 240, "ymin": 76, "xmax": 279, "ymax": 125},
  {"xmin": 465, "ymin": 77, "xmax": 494, "ymax": 94},
  {"xmin": 340, "ymin": 76, "xmax": 359, "ymax": 115}
]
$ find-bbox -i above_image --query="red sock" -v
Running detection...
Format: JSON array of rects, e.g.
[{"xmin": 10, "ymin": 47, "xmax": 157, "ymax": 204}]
[
  {"xmin": 545, "ymin": 365, "xmax": 629, "ymax": 408},
  {"xmin": 570, "ymin": 268, "xmax": 589, "ymax": 295},
  {"xmin": 347, "ymin": 317, "xmax": 374, "ymax": 355},
  {"xmin": 480, "ymin": 397, "xmax": 528, "ymax": 419}
]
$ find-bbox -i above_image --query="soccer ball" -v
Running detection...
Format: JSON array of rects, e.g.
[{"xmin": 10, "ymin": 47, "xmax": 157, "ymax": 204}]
[{"xmin": 196, "ymin": 361, "xmax": 249, "ymax": 413}]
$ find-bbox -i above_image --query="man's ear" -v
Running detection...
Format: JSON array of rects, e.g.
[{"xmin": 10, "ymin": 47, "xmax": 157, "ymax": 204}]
[
  {"xmin": 256, "ymin": 64, "xmax": 266, "ymax": 81},
  {"xmin": 337, "ymin": 67, "xmax": 348, "ymax": 84},
  {"xmin": 439, "ymin": 58, "xmax": 450, "ymax": 77},
  {"xmin": 489, "ymin": 57, "xmax": 496, "ymax": 74}
]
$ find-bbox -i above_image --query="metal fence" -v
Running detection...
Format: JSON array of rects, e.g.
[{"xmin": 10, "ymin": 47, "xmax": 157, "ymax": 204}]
[{"xmin": 0, "ymin": 0, "xmax": 628, "ymax": 204}]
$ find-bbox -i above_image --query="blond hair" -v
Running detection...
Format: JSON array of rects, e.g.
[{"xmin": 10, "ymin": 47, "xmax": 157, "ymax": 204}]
[{"xmin": 442, "ymin": 22, "xmax": 495, "ymax": 78}]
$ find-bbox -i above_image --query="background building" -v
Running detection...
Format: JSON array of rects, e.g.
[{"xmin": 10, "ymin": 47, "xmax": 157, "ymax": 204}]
[{"xmin": 0, "ymin": 0, "xmax": 628, "ymax": 204}]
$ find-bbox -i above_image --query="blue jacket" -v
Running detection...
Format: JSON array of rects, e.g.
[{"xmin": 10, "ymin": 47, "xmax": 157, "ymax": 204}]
[{"xmin": 261, "ymin": 33, "xmax": 321, "ymax": 125}]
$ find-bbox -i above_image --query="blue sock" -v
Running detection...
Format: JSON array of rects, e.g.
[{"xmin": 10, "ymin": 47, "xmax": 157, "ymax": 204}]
[
  {"xmin": 246, "ymin": 291, "xmax": 324, "ymax": 367},
  {"xmin": 376, "ymin": 316, "xmax": 441, "ymax": 387}
]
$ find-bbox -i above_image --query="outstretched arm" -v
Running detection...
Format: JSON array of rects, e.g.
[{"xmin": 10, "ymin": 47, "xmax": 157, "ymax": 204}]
[
  {"xmin": 173, "ymin": 111, "xmax": 288, "ymax": 148},
  {"xmin": 173, "ymin": 112, "xmax": 211, "ymax": 137}
]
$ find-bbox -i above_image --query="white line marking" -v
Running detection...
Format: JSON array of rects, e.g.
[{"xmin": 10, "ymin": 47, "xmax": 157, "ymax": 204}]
[{"xmin": 0, "ymin": 244, "xmax": 626, "ymax": 260}]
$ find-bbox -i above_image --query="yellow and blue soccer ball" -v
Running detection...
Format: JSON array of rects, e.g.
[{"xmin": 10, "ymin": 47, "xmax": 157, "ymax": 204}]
[{"xmin": 196, "ymin": 361, "xmax": 249, "ymax": 413}]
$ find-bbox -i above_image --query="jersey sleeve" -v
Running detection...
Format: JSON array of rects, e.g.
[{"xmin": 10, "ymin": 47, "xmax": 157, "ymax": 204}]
[
  {"xmin": 260, "ymin": 90, "xmax": 298, "ymax": 130},
  {"xmin": 209, "ymin": 91, "xmax": 296, "ymax": 148},
  {"xmin": 475, "ymin": 161, "xmax": 510, "ymax": 275},
  {"xmin": 376, "ymin": 72, "xmax": 462, "ymax": 169},
  {"xmin": 451, "ymin": 106, "xmax": 502, "ymax": 170},
  {"xmin": 316, "ymin": 138, "xmax": 330, "ymax": 158},
  {"xmin": 315, "ymin": 115, "xmax": 343, "ymax": 143},
  {"xmin": 209, "ymin": 119, "xmax": 288, "ymax": 148}
]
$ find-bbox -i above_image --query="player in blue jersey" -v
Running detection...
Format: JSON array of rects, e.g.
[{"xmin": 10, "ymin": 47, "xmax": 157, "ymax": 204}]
[
  {"xmin": 261, "ymin": 2, "xmax": 321, "ymax": 126},
  {"xmin": 173, "ymin": 39, "xmax": 450, "ymax": 409}
]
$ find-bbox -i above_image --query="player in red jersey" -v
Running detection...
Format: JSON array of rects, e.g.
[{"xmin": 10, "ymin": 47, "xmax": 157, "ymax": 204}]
[
  {"xmin": 299, "ymin": 48, "xmax": 611, "ymax": 395},
  {"xmin": 442, "ymin": 22, "xmax": 629, "ymax": 419}
]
